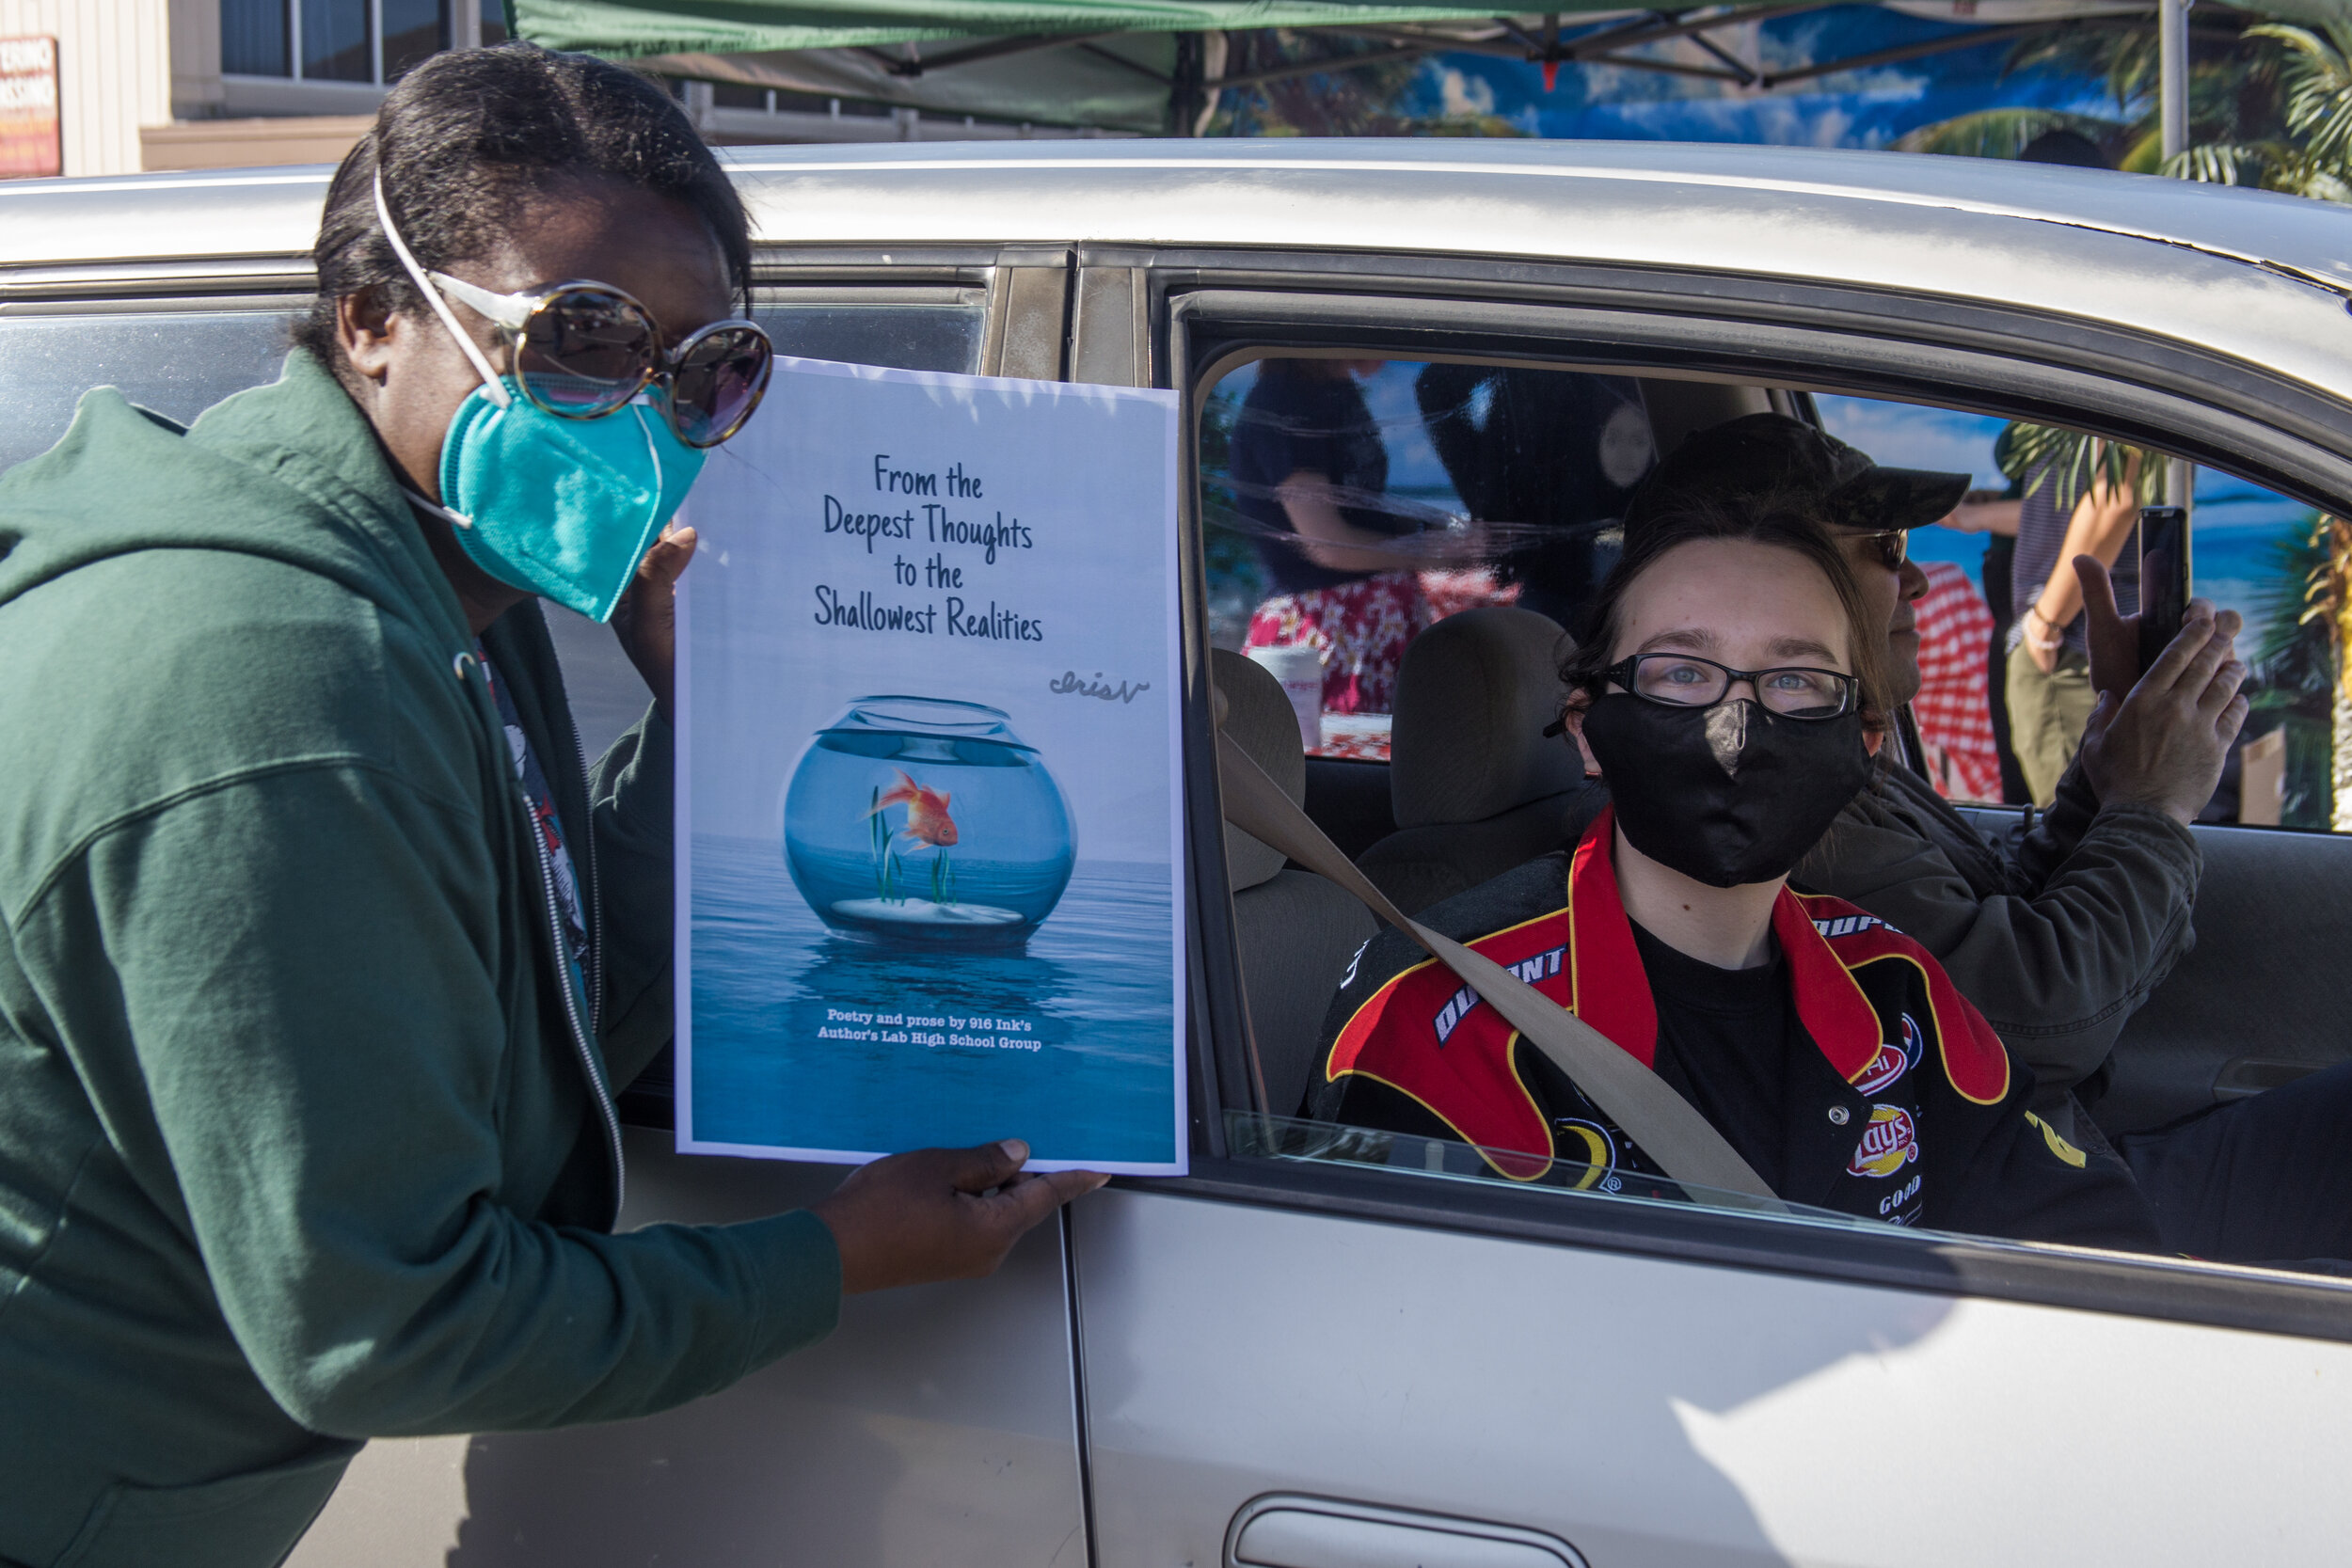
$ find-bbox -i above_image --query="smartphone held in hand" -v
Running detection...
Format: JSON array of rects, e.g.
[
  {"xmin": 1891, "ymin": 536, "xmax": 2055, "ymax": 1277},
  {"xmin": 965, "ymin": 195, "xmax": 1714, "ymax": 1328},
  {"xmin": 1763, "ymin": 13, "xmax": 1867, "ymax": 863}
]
[{"xmin": 2137, "ymin": 505, "xmax": 2190, "ymax": 674}]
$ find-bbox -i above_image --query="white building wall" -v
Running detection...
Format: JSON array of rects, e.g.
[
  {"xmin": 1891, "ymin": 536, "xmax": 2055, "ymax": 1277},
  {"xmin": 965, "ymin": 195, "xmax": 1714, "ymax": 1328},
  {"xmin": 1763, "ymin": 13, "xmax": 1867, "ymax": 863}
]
[{"xmin": 0, "ymin": 0, "xmax": 172, "ymax": 176}]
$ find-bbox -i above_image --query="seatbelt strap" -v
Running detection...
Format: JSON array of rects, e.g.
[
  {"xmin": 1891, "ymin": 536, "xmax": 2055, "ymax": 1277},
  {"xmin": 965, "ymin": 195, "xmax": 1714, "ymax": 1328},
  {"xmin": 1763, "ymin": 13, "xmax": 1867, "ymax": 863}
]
[{"xmin": 1216, "ymin": 730, "xmax": 1786, "ymax": 1212}]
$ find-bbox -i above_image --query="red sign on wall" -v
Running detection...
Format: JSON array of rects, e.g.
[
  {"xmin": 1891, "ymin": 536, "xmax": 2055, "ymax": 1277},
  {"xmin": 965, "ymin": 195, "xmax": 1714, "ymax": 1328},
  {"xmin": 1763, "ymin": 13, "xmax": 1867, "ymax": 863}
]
[{"xmin": 0, "ymin": 37, "xmax": 61, "ymax": 181}]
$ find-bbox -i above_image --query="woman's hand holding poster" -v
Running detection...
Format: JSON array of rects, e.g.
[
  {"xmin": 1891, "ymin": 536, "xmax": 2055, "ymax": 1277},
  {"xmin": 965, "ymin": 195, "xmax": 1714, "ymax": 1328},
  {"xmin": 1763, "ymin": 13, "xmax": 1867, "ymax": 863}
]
[{"xmin": 675, "ymin": 357, "xmax": 1186, "ymax": 1174}]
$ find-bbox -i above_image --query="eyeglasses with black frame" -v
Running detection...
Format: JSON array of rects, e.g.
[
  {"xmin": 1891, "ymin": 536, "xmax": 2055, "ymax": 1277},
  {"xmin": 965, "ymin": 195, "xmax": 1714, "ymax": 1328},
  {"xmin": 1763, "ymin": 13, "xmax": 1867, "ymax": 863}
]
[{"xmin": 1599, "ymin": 653, "xmax": 1859, "ymax": 720}]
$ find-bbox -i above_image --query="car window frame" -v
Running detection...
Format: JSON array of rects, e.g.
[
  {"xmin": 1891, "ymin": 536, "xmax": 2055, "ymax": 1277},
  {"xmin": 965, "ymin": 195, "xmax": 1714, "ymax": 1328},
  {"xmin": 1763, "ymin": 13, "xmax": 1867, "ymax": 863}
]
[{"xmin": 1139, "ymin": 258, "xmax": 2352, "ymax": 1343}]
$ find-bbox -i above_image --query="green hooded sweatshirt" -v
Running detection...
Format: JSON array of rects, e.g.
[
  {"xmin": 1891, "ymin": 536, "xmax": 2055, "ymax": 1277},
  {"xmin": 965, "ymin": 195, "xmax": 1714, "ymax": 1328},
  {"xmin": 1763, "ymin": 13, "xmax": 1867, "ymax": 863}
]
[{"xmin": 0, "ymin": 352, "xmax": 840, "ymax": 1568}]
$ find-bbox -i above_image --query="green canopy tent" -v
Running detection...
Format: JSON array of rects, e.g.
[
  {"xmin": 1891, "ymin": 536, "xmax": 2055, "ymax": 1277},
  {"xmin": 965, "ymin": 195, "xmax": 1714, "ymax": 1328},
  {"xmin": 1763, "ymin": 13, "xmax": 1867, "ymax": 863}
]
[{"xmin": 514, "ymin": 0, "xmax": 2352, "ymax": 137}]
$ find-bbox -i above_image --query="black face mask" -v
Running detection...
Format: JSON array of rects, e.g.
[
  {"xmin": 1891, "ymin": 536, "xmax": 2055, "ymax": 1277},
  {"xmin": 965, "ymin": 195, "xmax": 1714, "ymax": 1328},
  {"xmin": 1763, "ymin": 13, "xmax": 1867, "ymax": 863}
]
[{"xmin": 1579, "ymin": 694, "xmax": 1871, "ymax": 888}]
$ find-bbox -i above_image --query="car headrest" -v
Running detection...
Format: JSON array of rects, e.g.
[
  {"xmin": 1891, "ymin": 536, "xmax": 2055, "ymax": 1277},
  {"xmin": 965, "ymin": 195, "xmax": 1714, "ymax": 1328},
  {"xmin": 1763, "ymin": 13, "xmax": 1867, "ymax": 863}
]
[
  {"xmin": 1209, "ymin": 647, "xmax": 1307, "ymax": 892},
  {"xmin": 1391, "ymin": 606, "xmax": 1582, "ymax": 829}
]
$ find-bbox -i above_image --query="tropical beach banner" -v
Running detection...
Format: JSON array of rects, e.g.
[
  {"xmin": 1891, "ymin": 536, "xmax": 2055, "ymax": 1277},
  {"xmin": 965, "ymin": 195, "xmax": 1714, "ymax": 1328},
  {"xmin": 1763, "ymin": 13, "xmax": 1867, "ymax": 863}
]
[{"xmin": 674, "ymin": 357, "xmax": 1187, "ymax": 1174}]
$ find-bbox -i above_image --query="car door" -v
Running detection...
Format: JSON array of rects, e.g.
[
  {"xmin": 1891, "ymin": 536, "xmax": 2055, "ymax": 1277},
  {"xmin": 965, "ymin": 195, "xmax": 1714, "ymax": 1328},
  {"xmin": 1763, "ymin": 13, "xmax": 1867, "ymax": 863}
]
[{"xmin": 1059, "ymin": 247, "xmax": 2352, "ymax": 1568}]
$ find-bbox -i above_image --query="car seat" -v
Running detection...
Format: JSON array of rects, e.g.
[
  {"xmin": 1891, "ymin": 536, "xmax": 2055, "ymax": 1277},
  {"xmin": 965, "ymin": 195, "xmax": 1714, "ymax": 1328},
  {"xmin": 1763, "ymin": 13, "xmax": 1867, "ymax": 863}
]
[
  {"xmin": 1212, "ymin": 648, "xmax": 1379, "ymax": 1118},
  {"xmin": 1357, "ymin": 606, "xmax": 1606, "ymax": 915}
]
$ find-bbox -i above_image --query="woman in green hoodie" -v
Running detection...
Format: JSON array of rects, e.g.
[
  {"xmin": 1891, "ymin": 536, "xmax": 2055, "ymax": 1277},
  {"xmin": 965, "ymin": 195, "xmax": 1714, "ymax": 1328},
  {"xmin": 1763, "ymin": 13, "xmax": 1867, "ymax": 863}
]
[{"xmin": 0, "ymin": 43, "xmax": 1100, "ymax": 1568}]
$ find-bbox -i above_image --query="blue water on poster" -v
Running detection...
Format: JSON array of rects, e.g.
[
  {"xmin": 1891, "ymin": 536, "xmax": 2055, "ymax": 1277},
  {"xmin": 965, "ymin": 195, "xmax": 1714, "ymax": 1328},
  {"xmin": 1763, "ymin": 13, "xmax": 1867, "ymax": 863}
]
[{"xmin": 688, "ymin": 832, "xmax": 1177, "ymax": 1163}]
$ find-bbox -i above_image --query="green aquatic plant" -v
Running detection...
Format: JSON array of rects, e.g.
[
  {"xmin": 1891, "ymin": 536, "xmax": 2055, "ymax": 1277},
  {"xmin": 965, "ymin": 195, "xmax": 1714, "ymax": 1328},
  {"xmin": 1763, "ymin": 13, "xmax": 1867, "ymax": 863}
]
[{"xmin": 868, "ymin": 785, "xmax": 901, "ymax": 902}]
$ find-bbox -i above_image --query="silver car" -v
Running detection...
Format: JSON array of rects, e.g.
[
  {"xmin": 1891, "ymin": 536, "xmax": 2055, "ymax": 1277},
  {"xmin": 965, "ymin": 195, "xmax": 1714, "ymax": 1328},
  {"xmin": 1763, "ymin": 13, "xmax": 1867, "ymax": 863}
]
[{"xmin": 8, "ymin": 139, "xmax": 2352, "ymax": 1567}]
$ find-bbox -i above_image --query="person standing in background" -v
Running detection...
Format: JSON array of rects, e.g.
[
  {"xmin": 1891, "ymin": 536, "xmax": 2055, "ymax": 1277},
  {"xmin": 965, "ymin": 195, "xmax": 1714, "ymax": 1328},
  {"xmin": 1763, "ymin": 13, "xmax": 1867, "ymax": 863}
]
[
  {"xmin": 1939, "ymin": 487, "xmax": 2028, "ymax": 801},
  {"xmin": 2008, "ymin": 446, "xmax": 2144, "ymax": 804},
  {"xmin": 1232, "ymin": 357, "xmax": 1429, "ymax": 715},
  {"xmin": 1413, "ymin": 365, "xmax": 1655, "ymax": 627},
  {"xmin": 2003, "ymin": 128, "xmax": 2144, "ymax": 805},
  {"xmin": 1910, "ymin": 559, "xmax": 2003, "ymax": 800}
]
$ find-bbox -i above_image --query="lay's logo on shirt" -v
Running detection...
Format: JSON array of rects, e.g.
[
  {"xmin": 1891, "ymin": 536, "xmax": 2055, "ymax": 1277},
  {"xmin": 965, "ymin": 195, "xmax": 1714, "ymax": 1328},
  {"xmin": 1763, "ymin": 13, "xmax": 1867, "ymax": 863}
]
[{"xmin": 1847, "ymin": 1104, "xmax": 1919, "ymax": 1179}]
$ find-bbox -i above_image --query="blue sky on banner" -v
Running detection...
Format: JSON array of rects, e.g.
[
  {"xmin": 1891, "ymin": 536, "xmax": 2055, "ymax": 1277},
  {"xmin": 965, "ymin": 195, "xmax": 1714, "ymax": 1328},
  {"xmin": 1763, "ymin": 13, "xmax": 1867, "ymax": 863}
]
[
  {"xmin": 1380, "ymin": 8, "xmax": 2312, "ymax": 651},
  {"xmin": 1409, "ymin": 6, "xmax": 2120, "ymax": 145}
]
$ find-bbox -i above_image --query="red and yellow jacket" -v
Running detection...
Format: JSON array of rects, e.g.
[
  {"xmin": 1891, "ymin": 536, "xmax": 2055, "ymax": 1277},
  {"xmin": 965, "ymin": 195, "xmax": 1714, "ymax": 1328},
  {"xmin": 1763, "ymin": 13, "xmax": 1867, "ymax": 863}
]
[{"xmin": 1308, "ymin": 810, "xmax": 2161, "ymax": 1247}]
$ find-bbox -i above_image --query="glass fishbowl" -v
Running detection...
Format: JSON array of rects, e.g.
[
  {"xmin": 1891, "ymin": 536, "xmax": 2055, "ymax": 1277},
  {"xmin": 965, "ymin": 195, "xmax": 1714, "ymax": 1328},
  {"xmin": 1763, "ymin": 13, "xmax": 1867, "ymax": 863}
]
[{"xmin": 783, "ymin": 695, "xmax": 1077, "ymax": 949}]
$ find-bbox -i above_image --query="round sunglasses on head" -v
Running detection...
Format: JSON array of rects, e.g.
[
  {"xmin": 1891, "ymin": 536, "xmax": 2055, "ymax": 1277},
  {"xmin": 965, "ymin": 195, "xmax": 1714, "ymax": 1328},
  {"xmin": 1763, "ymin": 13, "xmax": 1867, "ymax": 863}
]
[{"xmin": 427, "ymin": 270, "xmax": 772, "ymax": 449}]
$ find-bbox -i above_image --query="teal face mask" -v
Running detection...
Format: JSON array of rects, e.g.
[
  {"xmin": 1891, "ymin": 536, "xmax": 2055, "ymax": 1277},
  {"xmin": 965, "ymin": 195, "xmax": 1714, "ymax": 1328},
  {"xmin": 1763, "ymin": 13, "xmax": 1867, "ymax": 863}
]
[
  {"xmin": 373, "ymin": 173, "xmax": 707, "ymax": 624},
  {"xmin": 437, "ymin": 379, "xmax": 704, "ymax": 623}
]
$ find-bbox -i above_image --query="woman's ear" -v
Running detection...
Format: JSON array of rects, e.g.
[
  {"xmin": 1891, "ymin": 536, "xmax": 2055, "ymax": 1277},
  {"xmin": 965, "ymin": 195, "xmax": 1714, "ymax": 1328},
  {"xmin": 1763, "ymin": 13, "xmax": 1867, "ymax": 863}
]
[
  {"xmin": 1561, "ymin": 689, "xmax": 1602, "ymax": 779},
  {"xmin": 338, "ymin": 287, "xmax": 397, "ymax": 385}
]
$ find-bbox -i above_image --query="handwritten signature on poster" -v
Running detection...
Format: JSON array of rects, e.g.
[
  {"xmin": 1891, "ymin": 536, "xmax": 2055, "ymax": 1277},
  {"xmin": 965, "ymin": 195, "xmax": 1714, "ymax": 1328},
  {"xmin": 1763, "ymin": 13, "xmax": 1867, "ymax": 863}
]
[{"xmin": 1051, "ymin": 671, "xmax": 1152, "ymax": 705}]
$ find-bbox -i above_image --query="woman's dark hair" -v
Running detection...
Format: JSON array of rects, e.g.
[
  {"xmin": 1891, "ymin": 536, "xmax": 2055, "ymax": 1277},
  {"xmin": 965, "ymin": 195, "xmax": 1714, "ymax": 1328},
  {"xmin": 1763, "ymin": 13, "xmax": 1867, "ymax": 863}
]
[
  {"xmin": 294, "ymin": 41, "xmax": 752, "ymax": 374},
  {"xmin": 1562, "ymin": 496, "xmax": 1891, "ymax": 726}
]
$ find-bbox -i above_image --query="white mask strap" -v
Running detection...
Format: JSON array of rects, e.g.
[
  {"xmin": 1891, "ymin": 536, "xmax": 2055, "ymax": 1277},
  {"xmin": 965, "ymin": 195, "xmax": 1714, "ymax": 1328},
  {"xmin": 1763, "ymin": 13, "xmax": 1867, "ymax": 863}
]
[
  {"xmin": 396, "ymin": 481, "xmax": 474, "ymax": 531},
  {"xmin": 372, "ymin": 170, "xmax": 512, "ymax": 408}
]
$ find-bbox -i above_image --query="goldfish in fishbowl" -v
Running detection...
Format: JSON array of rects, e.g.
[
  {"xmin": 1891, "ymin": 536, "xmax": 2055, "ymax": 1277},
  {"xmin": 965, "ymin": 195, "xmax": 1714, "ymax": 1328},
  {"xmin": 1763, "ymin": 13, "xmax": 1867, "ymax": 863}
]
[{"xmin": 783, "ymin": 696, "xmax": 1076, "ymax": 948}]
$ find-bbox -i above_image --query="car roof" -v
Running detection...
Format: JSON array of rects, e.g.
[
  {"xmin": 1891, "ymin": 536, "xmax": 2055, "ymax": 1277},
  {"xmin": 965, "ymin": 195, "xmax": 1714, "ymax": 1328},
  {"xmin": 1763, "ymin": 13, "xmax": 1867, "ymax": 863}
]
[{"xmin": 8, "ymin": 138, "xmax": 2351, "ymax": 402}]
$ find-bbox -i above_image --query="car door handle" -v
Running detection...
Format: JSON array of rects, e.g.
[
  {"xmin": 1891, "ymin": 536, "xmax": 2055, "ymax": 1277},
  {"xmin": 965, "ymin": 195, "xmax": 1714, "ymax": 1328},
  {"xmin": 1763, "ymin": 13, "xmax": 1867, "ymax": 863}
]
[{"xmin": 1228, "ymin": 1496, "xmax": 1586, "ymax": 1568}]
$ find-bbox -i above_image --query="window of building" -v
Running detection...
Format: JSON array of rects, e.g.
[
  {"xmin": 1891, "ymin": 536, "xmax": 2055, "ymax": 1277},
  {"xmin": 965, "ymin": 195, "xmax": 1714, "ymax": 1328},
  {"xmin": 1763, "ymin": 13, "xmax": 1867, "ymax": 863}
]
[{"xmin": 221, "ymin": 0, "xmax": 504, "ymax": 83}]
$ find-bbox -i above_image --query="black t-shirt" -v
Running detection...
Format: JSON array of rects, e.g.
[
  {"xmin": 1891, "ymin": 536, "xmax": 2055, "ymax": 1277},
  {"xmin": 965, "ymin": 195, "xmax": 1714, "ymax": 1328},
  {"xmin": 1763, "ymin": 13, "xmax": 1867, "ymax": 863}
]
[
  {"xmin": 1227, "ymin": 368, "xmax": 1399, "ymax": 596},
  {"xmin": 1630, "ymin": 921, "xmax": 1799, "ymax": 1194}
]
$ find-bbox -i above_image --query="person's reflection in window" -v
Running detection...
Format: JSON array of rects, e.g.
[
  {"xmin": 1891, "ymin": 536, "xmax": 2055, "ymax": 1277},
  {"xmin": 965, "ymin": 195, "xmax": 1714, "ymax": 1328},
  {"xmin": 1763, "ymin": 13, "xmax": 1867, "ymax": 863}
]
[
  {"xmin": 1232, "ymin": 358, "xmax": 1430, "ymax": 715},
  {"xmin": 1416, "ymin": 366, "xmax": 1655, "ymax": 629}
]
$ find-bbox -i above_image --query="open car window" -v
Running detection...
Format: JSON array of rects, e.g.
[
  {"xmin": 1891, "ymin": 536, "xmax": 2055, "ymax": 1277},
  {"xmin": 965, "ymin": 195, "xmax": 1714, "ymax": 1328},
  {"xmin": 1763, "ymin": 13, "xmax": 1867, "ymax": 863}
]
[
  {"xmin": 1812, "ymin": 392, "xmax": 2331, "ymax": 825},
  {"xmin": 1190, "ymin": 325, "xmax": 2352, "ymax": 1305},
  {"xmin": 1200, "ymin": 354, "xmax": 2336, "ymax": 828}
]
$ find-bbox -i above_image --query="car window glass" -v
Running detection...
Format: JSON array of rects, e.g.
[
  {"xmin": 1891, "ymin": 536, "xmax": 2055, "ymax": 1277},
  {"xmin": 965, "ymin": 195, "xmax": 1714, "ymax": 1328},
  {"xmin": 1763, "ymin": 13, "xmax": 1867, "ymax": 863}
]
[
  {"xmin": 1202, "ymin": 348, "xmax": 2352, "ymax": 1287},
  {"xmin": 752, "ymin": 299, "xmax": 986, "ymax": 377},
  {"xmin": 1815, "ymin": 392, "xmax": 2331, "ymax": 828},
  {"xmin": 0, "ymin": 309, "xmax": 297, "ymax": 475},
  {"xmin": 1230, "ymin": 1111, "xmax": 1877, "ymax": 1228},
  {"xmin": 1200, "ymin": 356, "xmax": 1654, "ymax": 760}
]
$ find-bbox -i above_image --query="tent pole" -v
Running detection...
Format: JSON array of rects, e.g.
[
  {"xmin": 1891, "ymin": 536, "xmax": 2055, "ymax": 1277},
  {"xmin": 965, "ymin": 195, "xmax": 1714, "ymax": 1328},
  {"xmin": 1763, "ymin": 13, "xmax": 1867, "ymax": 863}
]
[
  {"xmin": 1169, "ymin": 33, "xmax": 1205, "ymax": 135},
  {"xmin": 2159, "ymin": 0, "xmax": 2188, "ymax": 161},
  {"xmin": 2159, "ymin": 0, "xmax": 2192, "ymax": 508}
]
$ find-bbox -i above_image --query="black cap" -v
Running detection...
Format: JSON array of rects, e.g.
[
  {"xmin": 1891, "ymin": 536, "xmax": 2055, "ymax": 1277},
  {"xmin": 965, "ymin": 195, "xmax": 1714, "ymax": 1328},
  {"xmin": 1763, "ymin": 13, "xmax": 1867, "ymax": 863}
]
[{"xmin": 1624, "ymin": 412, "xmax": 1971, "ymax": 543}]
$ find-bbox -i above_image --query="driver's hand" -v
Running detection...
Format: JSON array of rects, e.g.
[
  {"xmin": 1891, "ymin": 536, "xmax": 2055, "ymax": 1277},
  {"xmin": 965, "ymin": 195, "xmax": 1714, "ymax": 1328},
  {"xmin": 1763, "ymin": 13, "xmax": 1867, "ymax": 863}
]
[
  {"xmin": 2079, "ymin": 600, "xmax": 2249, "ymax": 825},
  {"xmin": 810, "ymin": 1140, "xmax": 1108, "ymax": 1294}
]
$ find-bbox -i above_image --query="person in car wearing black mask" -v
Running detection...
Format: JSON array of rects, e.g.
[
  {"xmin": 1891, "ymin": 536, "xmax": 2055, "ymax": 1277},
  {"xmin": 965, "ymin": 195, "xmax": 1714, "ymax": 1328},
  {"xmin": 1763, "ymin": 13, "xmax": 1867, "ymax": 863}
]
[
  {"xmin": 1306, "ymin": 498, "xmax": 2160, "ymax": 1247},
  {"xmin": 1628, "ymin": 415, "xmax": 2227, "ymax": 1142},
  {"xmin": 1581, "ymin": 416, "xmax": 2352, "ymax": 1270}
]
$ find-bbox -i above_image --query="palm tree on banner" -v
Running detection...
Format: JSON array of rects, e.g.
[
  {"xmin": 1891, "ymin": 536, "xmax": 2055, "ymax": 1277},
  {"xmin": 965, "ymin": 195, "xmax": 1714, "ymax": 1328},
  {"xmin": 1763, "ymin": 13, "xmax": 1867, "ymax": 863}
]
[
  {"xmin": 1906, "ymin": 21, "xmax": 2352, "ymax": 826},
  {"xmin": 2167, "ymin": 24, "xmax": 2352, "ymax": 827}
]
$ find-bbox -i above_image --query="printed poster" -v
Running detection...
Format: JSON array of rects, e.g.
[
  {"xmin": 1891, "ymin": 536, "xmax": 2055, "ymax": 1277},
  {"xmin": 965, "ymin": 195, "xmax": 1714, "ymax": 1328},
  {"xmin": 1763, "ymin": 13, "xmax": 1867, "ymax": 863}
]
[{"xmin": 675, "ymin": 357, "xmax": 1187, "ymax": 1174}]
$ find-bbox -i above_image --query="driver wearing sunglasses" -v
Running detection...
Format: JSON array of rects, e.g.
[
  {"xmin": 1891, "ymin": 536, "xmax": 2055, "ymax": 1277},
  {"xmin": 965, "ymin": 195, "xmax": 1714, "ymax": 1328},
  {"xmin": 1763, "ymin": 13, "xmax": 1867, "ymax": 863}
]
[{"xmin": 0, "ymin": 43, "xmax": 1098, "ymax": 1568}]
